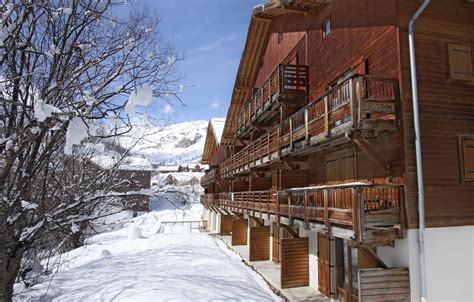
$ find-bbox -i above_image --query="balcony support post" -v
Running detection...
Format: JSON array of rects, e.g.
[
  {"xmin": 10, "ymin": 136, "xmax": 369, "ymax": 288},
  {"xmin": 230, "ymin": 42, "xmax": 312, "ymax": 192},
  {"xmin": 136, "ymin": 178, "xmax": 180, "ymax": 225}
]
[
  {"xmin": 289, "ymin": 118, "xmax": 293, "ymax": 150},
  {"xmin": 304, "ymin": 108, "xmax": 309, "ymax": 143},
  {"xmin": 350, "ymin": 78, "xmax": 357, "ymax": 128},
  {"xmin": 323, "ymin": 190, "xmax": 329, "ymax": 232},
  {"xmin": 324, "ymin": 96, "xmax": 329, "ymax": 137},
  {"xmin": 359, "ymin": 190, "xmax": 366, "ymax": 242},
  {"xmin": 350, "ymin": 131, "xmax": 390, "ymax": 175},
  {"xmin": 352, "ymin": 187, "xmax": 360, "ymax": 242},
  {"xmin": 304, "ymin": 191, "xmax": 309, "ymax": 229}
]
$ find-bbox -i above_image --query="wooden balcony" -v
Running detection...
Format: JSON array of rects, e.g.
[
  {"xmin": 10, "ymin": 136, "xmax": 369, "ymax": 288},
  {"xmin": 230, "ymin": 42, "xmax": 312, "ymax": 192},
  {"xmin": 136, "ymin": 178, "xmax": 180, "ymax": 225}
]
[
  {"xmin": 203, "ymin": 183, "xmax": 405, "ymax": 246},
  {"xmin": 221, "ymin": 75, "xmax": 400, "ymax": 177},
  {"xmin": 220, "ymin": 127, "xmax": 280, "ymax": 177},
  {"xmin": 232, "ymin": 64, "xmax": 309, "ymax": 138},
  {"xmin": 201, "ymin": 168, "xmax": 219, "ymax": 187},
  {"xmin": 200, "ymin": 193, "xmax": 218, "ymax": 207}
]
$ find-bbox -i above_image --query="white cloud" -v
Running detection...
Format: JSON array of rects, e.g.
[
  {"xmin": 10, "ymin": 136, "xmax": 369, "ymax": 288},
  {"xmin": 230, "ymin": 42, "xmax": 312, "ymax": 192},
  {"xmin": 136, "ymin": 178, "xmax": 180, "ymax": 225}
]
[
  {"xmin": 210, "ymin": 100, "xmax": 220, "ymax": 109},
  {"xmin": 163, "ymin": 104, "xmax": 174, "ymax": 115},
  {"xmin": 190, "ymin": 33, "xmax": 238, "ymax": 54}
]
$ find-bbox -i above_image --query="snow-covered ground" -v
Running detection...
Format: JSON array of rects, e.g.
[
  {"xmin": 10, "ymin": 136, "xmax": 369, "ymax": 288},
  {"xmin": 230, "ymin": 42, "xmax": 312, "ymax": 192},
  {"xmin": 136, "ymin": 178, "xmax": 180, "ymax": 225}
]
[{"xmin": 14, "ymin": 187, "xmax": 280, "ymax": 301}]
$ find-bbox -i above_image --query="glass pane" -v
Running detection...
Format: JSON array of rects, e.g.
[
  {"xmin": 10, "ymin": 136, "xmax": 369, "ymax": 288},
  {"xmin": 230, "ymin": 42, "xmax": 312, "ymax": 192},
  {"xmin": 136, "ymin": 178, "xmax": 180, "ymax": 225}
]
[{"xmin": 325, "ymin": 19, "xmax": 331, "ymax": 35}]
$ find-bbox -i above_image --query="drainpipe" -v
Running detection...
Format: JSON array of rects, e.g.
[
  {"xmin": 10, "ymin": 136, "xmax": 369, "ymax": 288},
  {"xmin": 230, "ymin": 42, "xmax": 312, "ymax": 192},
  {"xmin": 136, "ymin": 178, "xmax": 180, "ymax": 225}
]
[{"xmin": 408, "ymin": 1, "xmax": 430, "ymax": 302}]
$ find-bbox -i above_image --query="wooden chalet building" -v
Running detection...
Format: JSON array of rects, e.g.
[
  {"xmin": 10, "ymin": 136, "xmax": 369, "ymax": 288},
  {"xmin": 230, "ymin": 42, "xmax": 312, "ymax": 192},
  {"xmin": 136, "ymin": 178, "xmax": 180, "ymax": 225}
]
[{"xmin": 201, "ymin": 1, "xmax": 474, "ymax": 301}]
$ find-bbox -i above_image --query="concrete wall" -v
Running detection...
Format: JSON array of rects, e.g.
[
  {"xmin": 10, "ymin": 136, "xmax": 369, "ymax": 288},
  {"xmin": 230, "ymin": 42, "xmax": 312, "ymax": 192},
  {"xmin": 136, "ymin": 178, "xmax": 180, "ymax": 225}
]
[
  {"xmin": 378, "ymin": 226, "xmax": 474, "ymax": 302},
  {"xmin": 299, "ymin": 229, "xmax": 319, "ymax": 290}
]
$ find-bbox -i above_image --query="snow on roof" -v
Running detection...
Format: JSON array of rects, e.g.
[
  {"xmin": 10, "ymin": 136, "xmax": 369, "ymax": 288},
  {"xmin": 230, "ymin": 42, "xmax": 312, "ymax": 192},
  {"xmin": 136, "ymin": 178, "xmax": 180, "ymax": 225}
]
[
  {"xmin": 91, "ymin": 154, "xmax": 154, "ymax": 171},
  {"xmin": 156, "ymin": 165, "xmax": 180, "ymax": 172},
  {"xmin": 210, "ymin": 118, "xmax": 225, "ymax": 145}
]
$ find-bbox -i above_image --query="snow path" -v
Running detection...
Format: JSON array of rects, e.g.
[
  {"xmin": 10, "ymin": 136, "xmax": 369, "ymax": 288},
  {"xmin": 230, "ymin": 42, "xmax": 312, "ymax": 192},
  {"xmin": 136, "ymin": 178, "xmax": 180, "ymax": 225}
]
[{"xmin": 15, "ymin": 206, "xmax": 280, "ymax": 301}]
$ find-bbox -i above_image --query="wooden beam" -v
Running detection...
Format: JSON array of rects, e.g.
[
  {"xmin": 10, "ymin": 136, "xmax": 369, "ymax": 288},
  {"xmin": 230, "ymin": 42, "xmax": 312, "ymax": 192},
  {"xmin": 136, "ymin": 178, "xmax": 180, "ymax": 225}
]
[
  {"xmin": 251, "ymin": 216, "xmax": 265, "ymax": 227},
  {"xmin": 281, "ymin": 224, "xmax": 299, "ymax": 238},
  {"xmin": 282, "ymin": 5, "xmax": 308, "ymax": 15},
  {"xmin": 350, "ymin": 132, "xmax": 390, "ymax": 175},
  {"xmin": 281, "ymin": 158, "xmax": 296, "ymax": 170}
]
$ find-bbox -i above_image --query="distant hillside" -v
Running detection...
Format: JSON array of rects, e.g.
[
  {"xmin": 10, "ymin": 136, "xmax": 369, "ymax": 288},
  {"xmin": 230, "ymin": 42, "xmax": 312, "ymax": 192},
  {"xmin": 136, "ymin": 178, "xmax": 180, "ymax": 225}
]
[{"xmin": 117, "ymin": 120, "xmax": 208, "ymax": 166}]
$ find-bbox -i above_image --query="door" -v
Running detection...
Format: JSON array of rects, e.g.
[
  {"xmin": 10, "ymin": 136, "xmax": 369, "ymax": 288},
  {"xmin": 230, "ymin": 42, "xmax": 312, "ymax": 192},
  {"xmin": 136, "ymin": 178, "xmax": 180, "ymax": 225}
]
[
  {"xmin": 318, "ymin": 233, "xmax": 331, "ymax": 296},
  {"xmin": 272, "ymin": 222, "xmax": 280, "ymax": 262}
]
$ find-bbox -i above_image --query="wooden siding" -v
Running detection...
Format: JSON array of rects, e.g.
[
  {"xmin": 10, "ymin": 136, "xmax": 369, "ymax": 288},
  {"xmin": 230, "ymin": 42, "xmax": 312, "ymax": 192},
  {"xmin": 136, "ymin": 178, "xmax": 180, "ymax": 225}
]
[
  {"xmin": 281, "ymin": 237, "xmax": 310, "ymax": 288},
  {"xmin": 220, "ymin": 215, "xmax": 233, "ymax": 236},
  {"xmin": 358, "ymin": 268, "xmax": 410, "ymax": 301},
  {"xmin": 249, "ymin": 226, "xmax": 271, "ymax": 261},
  {"xmin": 253, "ymin": 177, "xmax": 272, "ymax": 191},
  {"xmin": 231, "ymin": 218, "xmax": 248, "ymax": 246},
  {"xmin": 399, "ymin": 0, "xmax": 474, "ymax": 228},
  {"xmin": 318, "ymin": 234, "xmax": 331, "ymax": 296},
  {"xmin": 307, "ymin": 0, "xmax": 399, "ymax": 100},
  {"xmin": 307, "ymin": 141, "xmax": 405, "ymax": 185},
  {"xmin": 280, "ymin": 170, "xmax": 308, "ymax": 189}
]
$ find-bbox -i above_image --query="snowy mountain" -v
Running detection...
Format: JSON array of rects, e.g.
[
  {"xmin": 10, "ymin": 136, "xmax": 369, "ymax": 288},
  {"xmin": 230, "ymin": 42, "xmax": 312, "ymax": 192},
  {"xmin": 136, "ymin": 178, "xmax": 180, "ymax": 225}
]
[{"xmin": 117, "ymin": 120, "xmax": 208, "ymax": 167}]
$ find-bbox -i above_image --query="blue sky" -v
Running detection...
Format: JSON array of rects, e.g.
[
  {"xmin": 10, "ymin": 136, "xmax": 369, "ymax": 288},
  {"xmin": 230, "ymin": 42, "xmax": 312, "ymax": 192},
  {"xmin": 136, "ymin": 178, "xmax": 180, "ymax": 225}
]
[{"xmin": 145, "ymin": 0, "xmax": 261, "ymax": 122}]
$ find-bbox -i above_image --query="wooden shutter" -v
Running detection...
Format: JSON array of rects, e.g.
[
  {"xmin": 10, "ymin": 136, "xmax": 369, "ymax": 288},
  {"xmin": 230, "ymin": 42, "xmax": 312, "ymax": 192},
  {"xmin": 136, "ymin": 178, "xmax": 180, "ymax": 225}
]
[
  {"xmin": 327, "ymin": 153, "xmax": 340, "ymax": 182},
  {"xmin": 340, "ymin": 150, "xmax": 356, "ymax": 181},
  {"xmin": 462, "ymin": 139, "xmax": 474, "ymax": 179},
  {"xmin": 281, "ymin": 237, "xmax": 309, "ymax": 288},
  {"xmin": 318, "ymin": 233, "xmax": 331, "ymax": 296},
  {"xmin": 249, "ymin": 226, "xmax": 270, "ymax": 261},
  {"xmin": 448, "ymin": 44, "xmax": 473, "ymax": 81},
  {"xmin": 326, "ymin": 149, "xmax": 356, "ymax": 182}
]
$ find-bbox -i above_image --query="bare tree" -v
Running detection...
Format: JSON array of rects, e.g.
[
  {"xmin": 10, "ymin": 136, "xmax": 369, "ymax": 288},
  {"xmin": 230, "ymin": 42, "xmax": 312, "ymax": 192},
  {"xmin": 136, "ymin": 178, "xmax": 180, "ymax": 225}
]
[{"xmin": 0, "ymin": 1, "xmax": 181, "ymax": 300}]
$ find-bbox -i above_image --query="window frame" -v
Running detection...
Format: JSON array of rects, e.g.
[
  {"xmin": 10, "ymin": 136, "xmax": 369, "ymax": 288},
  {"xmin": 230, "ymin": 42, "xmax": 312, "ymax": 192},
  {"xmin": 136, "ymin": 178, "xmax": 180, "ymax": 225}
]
[
  {"xmin": 322, "ymin": 16, "xmax": 331, "ymax": 39},
  {"xmin": 448, "ymin": 43, "xmax": 473, "ymax": 81},
  {"xmin": 457, "ymin": 134, "xmax": 474, "ymax": 183}
]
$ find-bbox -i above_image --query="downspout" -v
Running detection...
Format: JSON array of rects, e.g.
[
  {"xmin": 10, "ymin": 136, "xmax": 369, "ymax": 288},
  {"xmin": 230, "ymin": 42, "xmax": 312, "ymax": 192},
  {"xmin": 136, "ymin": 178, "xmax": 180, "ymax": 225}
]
[{"xmin": 408, "ymin": 1, "xmax": 430, "ymax": 302}]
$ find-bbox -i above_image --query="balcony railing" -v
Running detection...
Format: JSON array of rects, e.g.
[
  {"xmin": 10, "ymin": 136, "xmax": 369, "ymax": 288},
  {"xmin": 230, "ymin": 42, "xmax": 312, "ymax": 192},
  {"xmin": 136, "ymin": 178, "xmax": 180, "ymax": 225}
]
[
  {"xmin": 220, "ymin": 127, "xmax": 280, "ymax": 176},
  {"xmin": 200, "ymin": 194, "xmax": 218, "ymax": 207},
  {"xmin": 280, "ymin": 75, "xmax": 399, "ymax": 147},
  {"xmin": 232, "ymin": 64, "xmax": 309, "ymax": 136},
  {"xmin": 201, "ymin": 168, "xmax": 219, "ymax": 186},
  {"xmin": 201, "ymin": 183, "xmax": 404, "ymax": 243},
  {"xmin": 221, "ymin": 75, "xmax": 399, "ymax": 177}
]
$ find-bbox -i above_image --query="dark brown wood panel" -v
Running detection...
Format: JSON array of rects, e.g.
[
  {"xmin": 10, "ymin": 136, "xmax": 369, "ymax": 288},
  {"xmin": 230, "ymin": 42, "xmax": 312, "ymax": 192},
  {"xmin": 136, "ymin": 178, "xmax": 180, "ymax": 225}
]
[
  {"xmin": 358, "ymin": 268, "xmax": 410, "ymax": 301},
  {"xmin": 318, "ymin": 233, "xmax": 331, "ymax": 296},
  {"xmin": 249, "ymin": 226, "xmax": 270, "ymax": 261},
  {"xmin": 281, "ymin": 237, "xmax": 309, "ymax": 289},
  {"xmin": 220, "ymin": 215, "xmax": 233, "ymax": 236},
  {"xmin": 272, "ymin": 222, "xmax": 280, "ymax": 262},
  {"xmin": 281, "ymin": 169, "xmax": 308, "ymax": 189},
  {"xmin": 231, "ymin": 218, "xmax": 248, "ymax": 246},
  {"xmin": 398, "ymin": 0, "xmax": 474, "ymax": 228}
]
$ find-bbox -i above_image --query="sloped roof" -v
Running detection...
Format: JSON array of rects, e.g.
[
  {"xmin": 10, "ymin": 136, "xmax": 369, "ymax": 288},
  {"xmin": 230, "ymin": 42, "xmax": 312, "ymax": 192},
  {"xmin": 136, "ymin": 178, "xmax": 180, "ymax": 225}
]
[
  {"xmin": 210, "ymin": 118, "xmax": 225, "ymax": 145},
  {"xmin": 221, "ymin": 0, "xmax": 329, "ymax": 145},
  {"xmin": 202, "ymin": 118, "xmax": 226, "ymax": 164}
]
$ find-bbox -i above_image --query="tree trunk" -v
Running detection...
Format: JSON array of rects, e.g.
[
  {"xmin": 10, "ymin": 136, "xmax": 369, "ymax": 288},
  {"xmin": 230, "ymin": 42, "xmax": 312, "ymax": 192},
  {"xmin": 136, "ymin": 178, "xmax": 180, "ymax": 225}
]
[{"xmin": 4, "ymin": 249, "xmax": 23, "ymax": 302}]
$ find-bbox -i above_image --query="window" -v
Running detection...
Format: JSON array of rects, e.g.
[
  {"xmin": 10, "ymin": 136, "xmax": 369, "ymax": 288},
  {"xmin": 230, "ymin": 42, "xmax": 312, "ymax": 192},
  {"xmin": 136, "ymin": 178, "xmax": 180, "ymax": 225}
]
[
  {"xmin": 322, "ymin": 18, "xmax": 331, "ymax": 39},
  {"xmin": 459, "ymin": 135, "xmax": 474, "ymax": 181},
  {"xmin": 277, "ymin": 32, "xmax": 283, "ymax": 44},
  {"xmin": 448, "ymin": 44, "xmax": 473, "ymax": 81}
]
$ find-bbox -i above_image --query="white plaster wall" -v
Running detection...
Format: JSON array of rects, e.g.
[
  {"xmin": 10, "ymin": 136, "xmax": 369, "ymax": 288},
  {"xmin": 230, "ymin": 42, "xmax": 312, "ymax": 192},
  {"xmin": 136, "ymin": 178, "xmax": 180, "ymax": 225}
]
[
  {"xmin": 202, "ymin": 208, "xmax": 210, "ymax": 231},
  {"xmin": 299, "ymin": 228, "xmax": 319, "ymax": 290},
  {"xmin": 269, "ymin": 221, "xmax": 273, "ymax": 259},
  {"xmin": 216, "ymin": 213, "xmax": 221, "ymax": 234},
  {"xmin": 377, "ymin": 226, "xmax": 474, "ymax": 302}
]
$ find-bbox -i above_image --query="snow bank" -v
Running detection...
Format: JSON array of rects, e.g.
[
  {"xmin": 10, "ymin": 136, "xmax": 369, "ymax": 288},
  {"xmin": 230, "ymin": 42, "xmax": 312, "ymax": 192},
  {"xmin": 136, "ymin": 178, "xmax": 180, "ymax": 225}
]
[{"xmin": 14, "ymin": 200, "xmax": 281, "ymax": 301}]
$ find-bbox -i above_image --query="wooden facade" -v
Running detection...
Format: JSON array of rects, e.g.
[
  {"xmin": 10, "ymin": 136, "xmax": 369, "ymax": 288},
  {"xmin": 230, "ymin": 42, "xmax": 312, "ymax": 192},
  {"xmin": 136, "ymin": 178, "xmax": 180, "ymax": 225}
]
[{"xmin": 201, "ymin": 0, "xmax": 474, "ymax": 300}]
